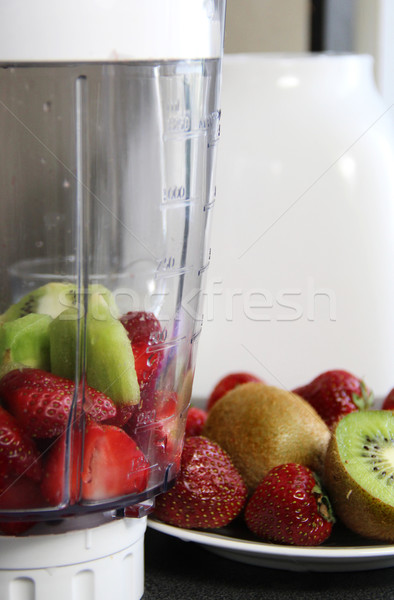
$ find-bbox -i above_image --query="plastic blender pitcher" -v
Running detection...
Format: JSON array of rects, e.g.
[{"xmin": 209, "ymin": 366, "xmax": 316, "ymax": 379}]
[{"xmin": 0, "ymin": 1, "xmax": 226, "ymax": 598}]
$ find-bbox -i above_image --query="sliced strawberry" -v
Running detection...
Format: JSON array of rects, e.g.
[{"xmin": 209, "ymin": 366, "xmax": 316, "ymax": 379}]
[
  {"xmin": 125, "ymin": 390, "xmax": 181, "ymax": 470},
  {"xmin": 0, "ymin": 405, "xmax": 42, "ymax": 482},
  {"xmin": 81, "ymin": 421, "xmax": 150, "ymax": 501},
  {"xmin": 0, "ymin": 475, "xmax": 45, "ymax": 534},
  {"xmin": 41, "ymin": 420, "xmax": 150, "ymax": 505},
  {"xmin": 0, "ymin": 369, "xmax": 116, "ymax": 438},
  {"xmin": 120, "ymin": 311, "xmax": 164, "ymax": 393}
]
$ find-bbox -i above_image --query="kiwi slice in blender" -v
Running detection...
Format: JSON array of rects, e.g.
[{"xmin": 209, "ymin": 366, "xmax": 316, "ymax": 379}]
[
  {"xmin": 0, "ymin": 282, "xmax": 77, "ymax": 322},
  {"xmin": 1, "ymin": 282, "xmax": 119, "ymax": 323},
  {"xmin": 49, "ymin": 293, "xmax": 140, "ymax": 406},
  {"xmin": 0, "ymin": 313, "xmax": 52, "ymax": 371},
  {"xmin": 325, "ymin": 410, "xmax": 394, "ymax": 541}
]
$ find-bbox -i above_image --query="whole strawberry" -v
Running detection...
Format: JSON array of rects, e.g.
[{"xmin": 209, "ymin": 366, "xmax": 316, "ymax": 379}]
[
  {"xmin": 154, "ymin": 436, "xmax": 247, "ymax": 529},
  {"xmin": 382, "ymin": 388, "xmax": 394, "ymax": 410},
  {"xmin": 244, "ymin": 463, "xmax": 334, "ymax": 546},
  {"xmin": 184, "ymin": 406, "xmax": 207, "ymax": 438},
  {"xmin": 0, "ymin": 368, "xmax": 116, "ymax": 438},
  {"xmin": 293, "ymin": 369, "xmax": 373, "ymax": 430},
  {"xmin": 207, "ymin": 372, "xmax": 262, "ymax": 411}
]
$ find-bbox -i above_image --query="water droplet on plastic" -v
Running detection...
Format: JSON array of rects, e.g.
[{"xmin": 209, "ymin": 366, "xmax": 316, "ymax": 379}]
[
  {"xmin": 63, "ymin": 179, "xmax": 70, "ymax": 189},
  {"xmin": 35, "ymin": 241, "xmax": 44, "ymax": 248},
  {"xmin": 43, "ymin": 101, "xmax": 51, "ymax": 113}
]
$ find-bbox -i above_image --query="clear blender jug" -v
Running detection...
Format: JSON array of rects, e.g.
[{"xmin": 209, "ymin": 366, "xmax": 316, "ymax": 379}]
[{"xmin": 0, "ymin": 1, "xmax": 226, "ymax": 597}]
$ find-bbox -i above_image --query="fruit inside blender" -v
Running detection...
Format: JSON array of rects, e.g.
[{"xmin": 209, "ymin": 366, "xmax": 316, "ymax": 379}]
[{"xmin": 0, "ymin": 282, "xmax": 189, "ymax": 533}]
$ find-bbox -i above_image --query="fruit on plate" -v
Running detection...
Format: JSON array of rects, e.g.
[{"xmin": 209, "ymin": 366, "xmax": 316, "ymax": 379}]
[
  {"xmin": 293, "ymin": 369, "xmax": 373, "ymax": 431},
  {"xmin": 50, "ymin": 294, "xmax": 140, "ymax": 407},
  {"xmin": 203, "ymin": 383, "xmax": 330, "ymax": 492},
  {"xmin": 0, "ymin": 405, "xmax": 42, "ymax": 483},
  {"xmin": 245, "ymin": 463, "xmax": 335, "ymax": 546},
  {"xmin": 207, "ymin": 372, "xmax": 262, "ymax": 411},
  {"xmin": 184, "ymin": 406, "xmax": 207, "ymax": 437},
  {"xmin": 324, "ymin": 410, "xmax": 394, "ymax": 542},
  {"xmin": 0, "ymin": 368, "xmax": 116, "ymax": 438},
  {"xmin": 41, "ymin": 420, "xmax": 150, "ymax": 504},
  {"xmin": 0, "ymin": 313, "xmax": 52, "ymax": 371},
  {"xmin": 153, "ymin": 436, "xmax": 248, "ymax": 529},
  {"xmin": 120, "ymin": 310, "xmax": 164, "ymax": 394},
  {"xmin": 382, "ymin": 388, "xmax": 394, "ymax": 410}
]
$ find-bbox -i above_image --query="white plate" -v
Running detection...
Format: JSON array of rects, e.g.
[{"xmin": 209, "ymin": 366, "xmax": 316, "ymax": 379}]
[{"xmin": 148, "ymin": 518, "xmax": 394, "ymax": 572}]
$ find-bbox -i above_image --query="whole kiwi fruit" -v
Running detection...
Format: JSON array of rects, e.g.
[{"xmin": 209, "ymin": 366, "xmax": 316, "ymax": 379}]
[
  {"xmin": 203, "ymin": 382, "xmax": 330, "ymax": 492},
  {"xmin": 324, "ymin": 410, "xmax": 394, "ymax": 542}
]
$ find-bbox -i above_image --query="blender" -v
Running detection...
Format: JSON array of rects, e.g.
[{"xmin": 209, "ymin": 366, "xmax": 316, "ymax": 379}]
[{"xmin": 0, "ymin": 1, "xmax": 226, "ymax": 598}]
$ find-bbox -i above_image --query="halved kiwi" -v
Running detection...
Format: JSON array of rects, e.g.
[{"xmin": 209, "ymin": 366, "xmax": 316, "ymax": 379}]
[{"xmin": 324, "ymin": 410, "xmax": 394, "ymax": 542}]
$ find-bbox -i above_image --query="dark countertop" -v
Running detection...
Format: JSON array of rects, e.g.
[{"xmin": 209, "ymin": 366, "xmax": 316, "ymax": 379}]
[{"xmin": 144, "ymin": 528, "xmax": 394, "ymax": 599}]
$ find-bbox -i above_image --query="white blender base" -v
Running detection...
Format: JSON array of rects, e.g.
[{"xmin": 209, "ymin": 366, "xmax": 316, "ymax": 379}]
[{"xmin": 0, "ymin": 515, "xmax": 146, "ymax": 600}]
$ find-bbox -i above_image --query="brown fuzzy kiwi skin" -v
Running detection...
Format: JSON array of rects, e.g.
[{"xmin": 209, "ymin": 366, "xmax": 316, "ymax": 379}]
[
  {"xmin": 202, "ymin": 382, "xmax": 330, "ymax": 492},
  {"xmin": 324, "ymin": 428, "xmax": 394, "ymax": 542}
]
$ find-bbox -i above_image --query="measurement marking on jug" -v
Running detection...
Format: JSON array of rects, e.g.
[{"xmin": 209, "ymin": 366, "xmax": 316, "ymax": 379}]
[
  {"xmin": 156, "ymin": 256, "xmax": 194, "ymax": 279},
  {"xmin": 162, "ymin": 185, "xmax": 186, "ymax": 203},
  {"xmin": 163, "ymin": 130, "xmax": 207, "ymax": 142},
  {"xmin": 147, "ymin": 335, "xmax": 187, "ymax": 354},
  {"xmin": 155, "ymin": 265, "xmax": 194, "ymax": 279}
]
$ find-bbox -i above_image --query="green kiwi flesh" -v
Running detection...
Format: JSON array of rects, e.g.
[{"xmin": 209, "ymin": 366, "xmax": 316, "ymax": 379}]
[
  {"xmin": 0, "ymin": 283, "xmax": 77, "ymax": 322},
  {"xmin": 0, "ymin": 282, "xmax": 119, "ymax": 323},
  {"xmin": 0, "ymin": 313, "xmax": 52, "ymax": 370},
  {"xmin": 325, "ymin": 410, "xmax": 394, "ymax": 541},
  {"xmin": 49, "ymin": 294, "xmax": 140, "ymax": 406}
]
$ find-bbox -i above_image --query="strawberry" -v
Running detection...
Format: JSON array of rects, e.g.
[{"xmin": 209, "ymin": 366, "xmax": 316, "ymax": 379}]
[
  {"xmin": 207, "ymin": 372, "xmax": 262, "ymax": 411},
  {"xmin": 293, "ymin": 369, "xmax": 373, "ymax": 430},
  {"xmin": 0, "ymin": 368, "xmax": 116, "ymax": 438},
  {"xmin": 0, "ymin": 405, "xmax": 42, "ymax": 482},
  {"xmin": 244, "ymin": 463, "xmax": 335, "ymax": 546},
  {"xmin": 41, "ymin": 420, "xmax": 150, "ymax": 505},
  {"xmin": 0, "ymin": 476, "xmax": 44, "ymax": 535},
  {"xmin": 185, "ymin": 406, "xmax": 207, "ymax": 438},
  {"xmin": 153, "ymin": 436, "xmax": 248, "ymax": 529},
  {"xmin": 382, "ymin": 388, "xmax": 394, "ymax": 410},
  {"xmin": 120, "ymin": 311, "xmax": 164, "ymax": 394},
  {"xmin": 126, "ymin": 390, "xmax": 181, "ymax": 470}
]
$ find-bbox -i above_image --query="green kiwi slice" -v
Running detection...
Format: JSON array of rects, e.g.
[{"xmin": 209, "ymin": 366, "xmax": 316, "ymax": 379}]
[
  {"xmin": 0, "ymin": 313, "xmax": 52, "ymax": 371},
  {"xmin": 1, "ymin": 282, "xmax": 119, "ymax": 323},
  {"xmin": 325, "ymin": 410, "xmax": 394, "ymax": 541},
  {"xmin": 49, "ymin": 293, "xmax": 140, "ymax": 406},
  {"xmin": 0, "ymin": 283, "xmax": 77, "ymax": 322}
]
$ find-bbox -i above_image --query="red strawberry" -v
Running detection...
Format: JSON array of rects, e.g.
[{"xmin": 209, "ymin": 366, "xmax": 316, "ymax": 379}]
[
  {"xmin": 382, "ymin": 388, "xmax": 394, "ymax": 410},
  {"xmin": 293, "ymin": 369, "xmax": 373, "ymax": 430},
  {"xmin": 0, "ymin": 476, "xmax": 44, "ymax": 535},
  {"xmin": 0, "ymin": 368, "xmax": 116, "ymax": 438},
  {"xmin": 126, "ymin": 390, "xmax": 181, "ymax": 470},
  {"xmin": 0, "ymin": 405, "xmax": 42, "ymax": 482},
  {"xmin": 120, "ymin": 311, "xmax": 164, "ymax": 393},
  {"xmin": 154, "ymin": 436, "xmax": 248, "ymax": 529},
  {"xmin": 185, "ymin": 406, "xmax": 207, "ymax": 438},
  {"xmin": 244, "ymin": 463, "xmax": 335, "ymax": 546},
  {"xmin": 207, "ymin": 372, "xmax": 262, "ymax": 411},
  {"xmin": 41, "ymin": 420, "xmax": 150, "ymax": 505}
]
